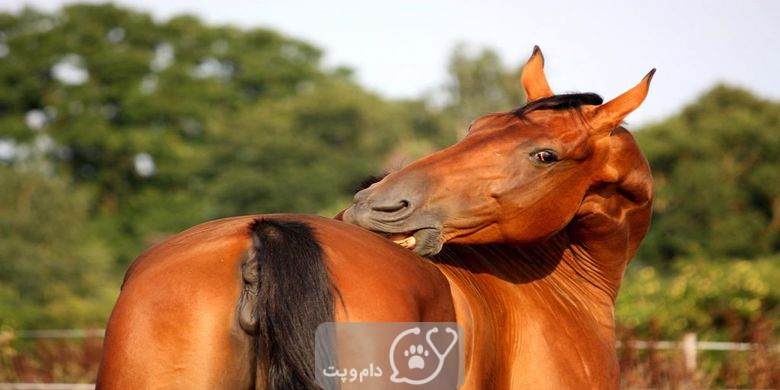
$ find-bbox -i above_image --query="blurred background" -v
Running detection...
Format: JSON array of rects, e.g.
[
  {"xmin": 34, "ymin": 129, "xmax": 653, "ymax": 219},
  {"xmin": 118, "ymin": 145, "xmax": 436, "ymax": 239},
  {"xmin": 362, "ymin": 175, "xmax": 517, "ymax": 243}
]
[{"xmin": 0, "ymin": 1, "xmax": 777, "ymax": 388}]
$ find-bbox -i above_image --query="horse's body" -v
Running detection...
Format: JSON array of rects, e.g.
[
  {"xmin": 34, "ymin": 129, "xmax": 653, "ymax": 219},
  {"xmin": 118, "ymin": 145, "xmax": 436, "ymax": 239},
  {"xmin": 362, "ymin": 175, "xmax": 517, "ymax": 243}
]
[
  {"xmin": 97, "ymin": 215, "xmax": 456, "ymax": 389},
  {"xmin": 97, "ymin": 47, "xmax": 654, "ymax": 389}
]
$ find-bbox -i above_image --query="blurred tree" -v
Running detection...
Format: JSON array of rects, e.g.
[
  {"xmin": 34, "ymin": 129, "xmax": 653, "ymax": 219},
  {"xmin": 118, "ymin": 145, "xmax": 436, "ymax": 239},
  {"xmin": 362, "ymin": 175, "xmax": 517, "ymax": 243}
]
[
  {"xmin": 635, "ymin": 85, "xmax": 780, "ymax": 265},
  {"xmin": 617, "ymin": 256, "xmax": 779, "ymax": 339},
  {"xmin": 203, "ymin": 78, "xmax": 408, "ymax": 217},
  {"xmin": 0, "ymin": 4, "xmax": 449, "ymax": 266},
  {"xmin": 443, "ymin": 44, "xmax": 525, "ymax": 138},
  {"xmin": 0, "ymin": 166, "xmax": 116, "ymax": 329}
]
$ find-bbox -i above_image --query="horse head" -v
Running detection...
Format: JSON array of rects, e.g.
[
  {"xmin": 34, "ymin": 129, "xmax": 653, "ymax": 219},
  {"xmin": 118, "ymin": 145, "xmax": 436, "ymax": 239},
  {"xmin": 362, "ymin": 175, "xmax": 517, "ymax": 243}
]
[{"xmin": 343, "ymin": 47, "xmax": 654, "ymax": 257}]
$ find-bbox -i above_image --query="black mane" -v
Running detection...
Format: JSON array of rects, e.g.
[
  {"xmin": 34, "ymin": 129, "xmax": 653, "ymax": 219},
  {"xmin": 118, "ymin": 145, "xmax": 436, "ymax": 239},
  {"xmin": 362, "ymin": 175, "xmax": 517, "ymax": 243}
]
[{"xmin": 514, "ymin": 93, "xmax": 603, "ymax": 116}]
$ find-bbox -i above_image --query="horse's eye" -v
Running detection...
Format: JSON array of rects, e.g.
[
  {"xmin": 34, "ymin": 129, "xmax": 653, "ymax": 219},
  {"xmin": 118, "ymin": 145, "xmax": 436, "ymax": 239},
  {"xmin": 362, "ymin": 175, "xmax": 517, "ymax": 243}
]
[{"xmin": 532, "ymin": 150, "xmax": 558, "ymax": 164}]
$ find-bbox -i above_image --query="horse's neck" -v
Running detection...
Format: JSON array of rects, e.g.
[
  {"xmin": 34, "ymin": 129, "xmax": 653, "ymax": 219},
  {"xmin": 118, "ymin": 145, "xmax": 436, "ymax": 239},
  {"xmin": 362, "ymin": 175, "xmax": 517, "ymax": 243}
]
[
  {"xmin": 433, "ymin": 229, "xmax": 626, "ymax": 339},
  {"xmin": 433, "ymin": 231, "xmax": 626, "ymax": 387}
]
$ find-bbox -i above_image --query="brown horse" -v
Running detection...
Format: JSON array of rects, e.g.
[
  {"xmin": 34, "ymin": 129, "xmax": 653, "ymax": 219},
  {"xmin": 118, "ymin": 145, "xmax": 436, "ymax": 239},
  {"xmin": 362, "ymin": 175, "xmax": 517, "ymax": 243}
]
[{"xmin": 97, "ymin": 47, "xmax": 654, "ymax": 389}]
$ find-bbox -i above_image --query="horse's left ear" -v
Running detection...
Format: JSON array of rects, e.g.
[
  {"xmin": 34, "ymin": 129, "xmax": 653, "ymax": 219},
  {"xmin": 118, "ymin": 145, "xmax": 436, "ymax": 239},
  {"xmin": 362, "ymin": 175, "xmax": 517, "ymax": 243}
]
[
  {"xmin": 520, "ymin": 46, "xmax": 554, "ymax": 102},
  {"xmin": 590, "ymin": 69, "xmax": 656, "ymax": 134}
]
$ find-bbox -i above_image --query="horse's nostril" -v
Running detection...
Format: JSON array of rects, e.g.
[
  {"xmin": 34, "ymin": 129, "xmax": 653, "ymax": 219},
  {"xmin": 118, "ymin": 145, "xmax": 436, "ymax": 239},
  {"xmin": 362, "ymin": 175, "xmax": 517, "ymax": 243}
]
[{"xmin": 371, "ymin": 200, "xmax": 410, "ymax": 214}]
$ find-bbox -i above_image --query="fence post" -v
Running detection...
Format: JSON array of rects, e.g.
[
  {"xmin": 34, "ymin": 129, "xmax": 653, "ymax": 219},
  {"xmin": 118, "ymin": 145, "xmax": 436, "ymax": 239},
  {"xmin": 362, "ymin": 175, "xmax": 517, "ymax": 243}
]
[{"xmin": 682, "ymin": 332, "xmax": 697, "ymax": 386}]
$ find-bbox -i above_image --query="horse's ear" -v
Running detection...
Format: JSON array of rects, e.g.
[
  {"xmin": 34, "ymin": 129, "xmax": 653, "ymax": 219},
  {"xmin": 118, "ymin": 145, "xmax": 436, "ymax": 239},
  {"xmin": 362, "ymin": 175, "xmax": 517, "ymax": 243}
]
[
  {"xmin": 520, "ymin": 46, "xmax": 554, "ymax": 102},
  {"xmin": 590, "ymin": 69, "xmax": 656, "ymax": 134}
]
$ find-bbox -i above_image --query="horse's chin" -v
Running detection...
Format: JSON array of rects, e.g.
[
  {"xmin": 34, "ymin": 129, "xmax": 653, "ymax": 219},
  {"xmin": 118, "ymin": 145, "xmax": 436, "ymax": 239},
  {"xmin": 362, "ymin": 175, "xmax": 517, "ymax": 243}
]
[{"xmin": 409, "ymin": 228, "xmax": 443, "ymax": 257}]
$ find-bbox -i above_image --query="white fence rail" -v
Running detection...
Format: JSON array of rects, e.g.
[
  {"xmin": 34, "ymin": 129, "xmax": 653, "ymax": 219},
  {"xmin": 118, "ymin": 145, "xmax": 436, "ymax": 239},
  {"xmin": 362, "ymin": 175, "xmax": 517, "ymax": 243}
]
[{"xmin": 617, "ymin": 332, "xmax": 779, "ymax": 375}]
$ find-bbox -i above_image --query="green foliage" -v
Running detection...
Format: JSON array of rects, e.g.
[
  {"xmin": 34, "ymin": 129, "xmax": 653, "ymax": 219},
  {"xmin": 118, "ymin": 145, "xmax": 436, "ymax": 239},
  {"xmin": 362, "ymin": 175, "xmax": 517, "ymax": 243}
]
[
  {"xmin": 0, "ymin": 166, "xmax": 117, "ymax": 329},
  {"xmin": 0, "ymin": 3, "xmax": 453, "ymax": 328},
  {"xmin": 617, "ymin": 256, "xmax": 780, "ymax": 339},
  {"xmin": 635, "ymin": 85, "xmax": 780, "ymax": 265},
  {"xmin": 203, "ymin": 78, "xmax": 408, "ymax": 217},
  {"xmin": 0, "ymin": 4, "xmax": 451, "ymax": 267},
  {"xmin": 621, "ymin": 85, "xmax": 780, "ymax": 339}
]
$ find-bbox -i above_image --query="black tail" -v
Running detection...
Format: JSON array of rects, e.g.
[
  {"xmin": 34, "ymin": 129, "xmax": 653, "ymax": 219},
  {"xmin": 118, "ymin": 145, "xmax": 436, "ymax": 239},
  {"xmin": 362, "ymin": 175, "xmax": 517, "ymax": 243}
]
[{"xmin": 242, "ymin": 219, "xmax": 334, "ymax": 390}]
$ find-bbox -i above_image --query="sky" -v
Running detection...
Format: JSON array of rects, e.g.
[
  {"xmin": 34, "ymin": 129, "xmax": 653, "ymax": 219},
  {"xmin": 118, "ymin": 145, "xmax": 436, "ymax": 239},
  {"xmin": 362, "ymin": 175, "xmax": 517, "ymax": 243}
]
[{"xmin": 1, "ymin": 0, "xmax": 779, "ymax": 125}]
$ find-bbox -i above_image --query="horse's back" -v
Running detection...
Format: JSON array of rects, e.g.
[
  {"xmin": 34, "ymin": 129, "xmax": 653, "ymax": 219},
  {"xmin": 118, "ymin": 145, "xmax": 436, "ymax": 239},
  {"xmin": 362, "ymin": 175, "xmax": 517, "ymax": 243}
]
[
  {"xmin": 97, "ymin": 214, "xmax": 455, "ymax": 389},
  {"xmin": 309, "ymin": 216, "xmax": 455, "ymax": 322}
]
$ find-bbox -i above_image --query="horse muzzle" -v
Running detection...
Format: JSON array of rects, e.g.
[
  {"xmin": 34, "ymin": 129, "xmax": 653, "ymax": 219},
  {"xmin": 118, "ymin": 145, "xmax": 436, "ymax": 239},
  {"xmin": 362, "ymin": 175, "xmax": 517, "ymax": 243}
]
[{"xmin": 342, "ymin": 201, "xmax": 444, "ymax": 257}]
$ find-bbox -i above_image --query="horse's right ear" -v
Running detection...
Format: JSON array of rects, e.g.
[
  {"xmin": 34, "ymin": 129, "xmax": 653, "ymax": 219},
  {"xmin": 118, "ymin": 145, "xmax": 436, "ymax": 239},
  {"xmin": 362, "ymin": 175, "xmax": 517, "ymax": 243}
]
[
  {"xmin": 589, "ymin": 69, "xmax": 656, "ymax": 135},
  {"xmin": 520, "ymin": 46, "xmax": 554, "ymax": 102}
]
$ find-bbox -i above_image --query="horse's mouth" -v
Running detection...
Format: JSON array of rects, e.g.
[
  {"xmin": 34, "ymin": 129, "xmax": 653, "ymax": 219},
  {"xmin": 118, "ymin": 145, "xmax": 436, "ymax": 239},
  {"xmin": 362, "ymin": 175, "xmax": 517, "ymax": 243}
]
[
  {"xmin": 382, "ymin": 228, "xmax": 442, "ymax": 256},
  {"xmin": 342, "ymin": 205, "xmax": 443, "ymax": 255},
  {"xmin": 387, "ymin": 232, "xmax": 417, "ymax": 250}
]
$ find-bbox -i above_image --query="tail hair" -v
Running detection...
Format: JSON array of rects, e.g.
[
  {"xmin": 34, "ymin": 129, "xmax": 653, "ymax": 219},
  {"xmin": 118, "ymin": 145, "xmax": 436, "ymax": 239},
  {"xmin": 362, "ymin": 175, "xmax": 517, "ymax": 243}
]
[{"xmin": 244, "ymin": 219, "xmax": 334, "ymax": 390}]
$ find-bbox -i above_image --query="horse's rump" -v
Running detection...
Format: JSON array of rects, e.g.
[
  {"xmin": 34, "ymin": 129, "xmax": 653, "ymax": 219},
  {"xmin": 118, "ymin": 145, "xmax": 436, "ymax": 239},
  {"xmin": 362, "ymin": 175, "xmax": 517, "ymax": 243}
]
[{"xmin": 97, "ymin": 215, "xmax": 455, "ymax": 389}]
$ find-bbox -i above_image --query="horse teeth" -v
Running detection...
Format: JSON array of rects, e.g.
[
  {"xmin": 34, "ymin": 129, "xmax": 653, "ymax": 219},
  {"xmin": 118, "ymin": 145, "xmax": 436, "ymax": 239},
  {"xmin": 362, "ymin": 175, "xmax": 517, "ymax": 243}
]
[{"xmin": 394, "ymin": 236, "xmax": 416, "ymax": 249}]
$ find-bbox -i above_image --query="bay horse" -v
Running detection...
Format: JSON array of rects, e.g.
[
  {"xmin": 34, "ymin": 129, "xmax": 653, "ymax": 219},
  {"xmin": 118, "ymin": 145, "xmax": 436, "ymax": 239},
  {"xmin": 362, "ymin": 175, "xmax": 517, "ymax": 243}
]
[{"xmin": 96, "ymin": 47, "xmax": 654, "ymax": 389}]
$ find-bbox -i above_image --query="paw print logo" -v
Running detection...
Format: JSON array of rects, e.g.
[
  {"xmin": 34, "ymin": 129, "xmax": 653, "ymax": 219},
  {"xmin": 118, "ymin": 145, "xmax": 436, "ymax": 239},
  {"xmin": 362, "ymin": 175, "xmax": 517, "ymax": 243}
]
[
  {"xmin": 389, "ymin": 326, "xmax": 459, "ymax": 385},
  {"xmin": 404, "ymin": 344, "xmax": 429, "ymax": 369}
]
